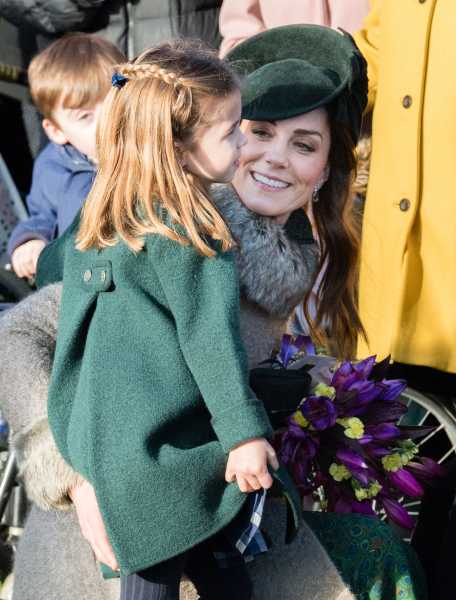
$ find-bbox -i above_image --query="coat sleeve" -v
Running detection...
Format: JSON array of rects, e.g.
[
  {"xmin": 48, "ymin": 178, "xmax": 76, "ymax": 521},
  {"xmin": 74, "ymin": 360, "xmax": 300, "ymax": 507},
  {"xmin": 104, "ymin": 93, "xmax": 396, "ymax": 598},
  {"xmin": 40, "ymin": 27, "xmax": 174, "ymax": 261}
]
[
  {"xmin": 35, "ymin": 211, "xmax": 81, "ymax": 288},
  {"xmin": 353, "ymin": 0, "xmax": 381, "ymax": 111},
  {"xmin": 219, "ymin": 0, "xmax": 266, "ymax": 57},
  {"xmin": 7, "ymin": 155, "xmax": 59, "ymax": 256},
  {"xmin": 0, "ymin": 284, "xmax": 83, "ymax": 510},
  {"xmin": 149, "ymin": 235, "xmax": 273, "ymax": 453},
  {"xmin": 0, "ymin": 0, "xmax": 106, "ymax": 34}
]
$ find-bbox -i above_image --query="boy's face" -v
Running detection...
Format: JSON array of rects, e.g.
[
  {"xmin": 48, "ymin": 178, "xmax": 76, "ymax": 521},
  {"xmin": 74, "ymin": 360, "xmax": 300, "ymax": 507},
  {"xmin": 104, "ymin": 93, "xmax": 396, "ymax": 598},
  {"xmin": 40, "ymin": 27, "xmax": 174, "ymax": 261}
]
[{"xmin": 42, "ymin": 102, "xmax": 103, "ymax": 163}]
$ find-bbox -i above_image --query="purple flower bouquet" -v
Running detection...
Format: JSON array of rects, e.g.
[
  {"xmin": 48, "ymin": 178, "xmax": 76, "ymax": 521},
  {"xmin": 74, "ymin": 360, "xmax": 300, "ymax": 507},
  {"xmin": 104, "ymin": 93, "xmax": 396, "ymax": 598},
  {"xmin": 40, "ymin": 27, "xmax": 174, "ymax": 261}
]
[{"xmin": 274, "ymin": 336, "xmax": 445, "ymax": 529}]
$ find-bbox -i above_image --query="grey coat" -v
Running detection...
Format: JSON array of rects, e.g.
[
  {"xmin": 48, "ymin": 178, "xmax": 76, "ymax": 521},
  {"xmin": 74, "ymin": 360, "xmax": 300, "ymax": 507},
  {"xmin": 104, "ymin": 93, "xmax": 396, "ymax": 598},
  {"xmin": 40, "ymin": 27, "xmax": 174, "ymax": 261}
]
[{"xmin": 0, "ymin": 189, "xmax": 354, "ymax": 600}]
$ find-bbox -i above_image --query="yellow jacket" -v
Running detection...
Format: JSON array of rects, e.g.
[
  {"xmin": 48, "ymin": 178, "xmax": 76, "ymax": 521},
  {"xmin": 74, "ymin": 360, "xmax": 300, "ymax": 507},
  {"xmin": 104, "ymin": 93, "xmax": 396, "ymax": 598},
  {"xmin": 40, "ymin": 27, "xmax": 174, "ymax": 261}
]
[{"xmin": 355, "ymin": 0, "xmax": 456, "ymax": 372}]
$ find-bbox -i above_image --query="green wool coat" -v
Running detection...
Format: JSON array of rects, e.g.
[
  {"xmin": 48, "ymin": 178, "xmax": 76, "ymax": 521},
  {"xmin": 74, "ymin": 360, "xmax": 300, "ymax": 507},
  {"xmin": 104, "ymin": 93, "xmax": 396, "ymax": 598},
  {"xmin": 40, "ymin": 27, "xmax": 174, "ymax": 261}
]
[{"xmin": 36, "ymin": 222, "xmax": 273, "ymax": 576}]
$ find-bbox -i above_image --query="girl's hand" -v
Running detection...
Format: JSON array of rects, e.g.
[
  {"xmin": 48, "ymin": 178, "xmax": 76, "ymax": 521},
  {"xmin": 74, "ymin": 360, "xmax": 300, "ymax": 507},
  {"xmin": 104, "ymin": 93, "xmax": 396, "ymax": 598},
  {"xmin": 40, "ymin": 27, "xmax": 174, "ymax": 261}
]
[
  {"xmin": 225, "ymin": 437, "xmax": 279, "ymax": 493},
  {"xmin": 69, "ymin": 479, "xmax": 119, "ymax": 572}
]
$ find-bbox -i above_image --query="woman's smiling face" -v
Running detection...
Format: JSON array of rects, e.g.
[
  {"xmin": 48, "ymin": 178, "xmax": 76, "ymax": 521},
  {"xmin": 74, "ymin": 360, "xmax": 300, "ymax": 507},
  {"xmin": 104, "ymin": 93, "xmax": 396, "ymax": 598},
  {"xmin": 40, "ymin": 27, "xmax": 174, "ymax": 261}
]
[{"xmin": 232, "ymin": 108, "xmax": 331, "ymax": 223}]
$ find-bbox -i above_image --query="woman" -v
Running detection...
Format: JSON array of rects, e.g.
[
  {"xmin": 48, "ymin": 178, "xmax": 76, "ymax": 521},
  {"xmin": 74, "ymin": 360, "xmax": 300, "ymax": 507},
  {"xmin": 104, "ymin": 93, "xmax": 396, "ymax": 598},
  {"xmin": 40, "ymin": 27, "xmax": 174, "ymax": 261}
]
[{"xmin": 0, "ymin": 26, "xmax": 425, "ymax": 600}]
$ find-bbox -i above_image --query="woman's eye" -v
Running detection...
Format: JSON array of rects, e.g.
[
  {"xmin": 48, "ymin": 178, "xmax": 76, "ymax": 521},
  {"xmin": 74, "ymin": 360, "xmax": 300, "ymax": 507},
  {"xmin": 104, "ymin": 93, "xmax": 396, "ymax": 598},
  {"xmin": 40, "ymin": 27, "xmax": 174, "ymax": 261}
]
[
  {"xmin": 252, "ymin": 128, "xmax": 271, "ymax": 139},
  {"xmin": 295, "ymin": 142, "xmax": 315, "ymax": 152},
  {"xmin": 79, "ymin": 112, "xmax": 93, "ymax": 121}
]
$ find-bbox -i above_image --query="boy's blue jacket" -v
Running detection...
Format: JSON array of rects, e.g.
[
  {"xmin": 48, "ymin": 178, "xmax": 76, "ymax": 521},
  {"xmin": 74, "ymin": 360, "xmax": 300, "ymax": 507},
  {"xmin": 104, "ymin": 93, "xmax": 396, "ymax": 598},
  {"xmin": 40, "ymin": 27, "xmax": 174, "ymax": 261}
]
[{"xmin": 7, "ymin": 142, "xmax": 95, "ymax": 256}]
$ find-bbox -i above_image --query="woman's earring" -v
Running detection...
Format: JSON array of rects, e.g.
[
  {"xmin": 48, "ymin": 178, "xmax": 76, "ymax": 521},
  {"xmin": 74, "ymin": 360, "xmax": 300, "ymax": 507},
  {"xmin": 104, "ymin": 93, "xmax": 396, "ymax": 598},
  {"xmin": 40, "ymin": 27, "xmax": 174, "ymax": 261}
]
[{"xmin": 312, "ymin": 185, "xmax": 320, "ymax": 203}]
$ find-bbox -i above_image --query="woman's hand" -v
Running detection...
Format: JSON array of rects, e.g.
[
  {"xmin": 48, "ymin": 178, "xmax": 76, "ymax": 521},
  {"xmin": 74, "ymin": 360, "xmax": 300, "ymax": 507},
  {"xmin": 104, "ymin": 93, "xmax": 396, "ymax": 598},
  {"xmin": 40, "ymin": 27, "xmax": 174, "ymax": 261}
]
[
  {"xmin": 225, "ymin": 437, "xmax": 279, "ymax": 492},
  {"xmin": 69, "ymin": 479, "xmax": 119, "ymax": 572}
]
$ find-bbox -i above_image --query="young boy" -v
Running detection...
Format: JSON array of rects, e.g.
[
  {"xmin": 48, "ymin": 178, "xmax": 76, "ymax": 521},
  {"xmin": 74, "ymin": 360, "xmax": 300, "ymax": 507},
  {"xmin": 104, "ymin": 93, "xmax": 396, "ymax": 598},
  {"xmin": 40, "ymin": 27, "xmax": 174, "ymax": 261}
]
[{"xmin": 8, "ymin": 33, "xmax": 125, "ymax": 278}]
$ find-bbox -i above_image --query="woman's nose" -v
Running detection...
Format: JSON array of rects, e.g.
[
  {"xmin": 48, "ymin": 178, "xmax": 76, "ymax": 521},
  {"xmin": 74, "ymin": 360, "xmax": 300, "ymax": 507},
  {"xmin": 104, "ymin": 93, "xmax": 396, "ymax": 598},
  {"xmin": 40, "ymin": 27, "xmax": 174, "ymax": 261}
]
[{"xmin": 264, "ymin": 146, "xmax": 289, "ymax": 168}]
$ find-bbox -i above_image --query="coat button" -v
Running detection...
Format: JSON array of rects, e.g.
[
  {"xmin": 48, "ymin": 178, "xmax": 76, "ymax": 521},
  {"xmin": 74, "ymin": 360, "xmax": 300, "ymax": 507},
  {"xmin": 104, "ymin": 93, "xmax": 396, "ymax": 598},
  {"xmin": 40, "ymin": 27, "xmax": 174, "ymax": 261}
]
[
  {"xmin": 83, "ymin": 269, "xmax": 92, "ymax": 282},
  {"xmin": 402, "ymin": 95, "xmax": 413, "ymax": 108},
  {"xmin": 100, "ymin": 270, "xmax": 106, "ymax": 282},
  {"xmin": 399, "ymin": 198, "xmax": 411, "ymax": 211}
]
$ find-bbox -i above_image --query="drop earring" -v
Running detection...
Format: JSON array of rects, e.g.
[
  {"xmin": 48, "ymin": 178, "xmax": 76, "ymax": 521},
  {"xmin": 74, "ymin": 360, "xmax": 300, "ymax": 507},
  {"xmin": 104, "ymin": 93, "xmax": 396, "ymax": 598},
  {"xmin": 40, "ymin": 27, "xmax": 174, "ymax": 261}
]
[{"xmin": 312, "ymin": 185, "xmax": 320, "ymax": 203}]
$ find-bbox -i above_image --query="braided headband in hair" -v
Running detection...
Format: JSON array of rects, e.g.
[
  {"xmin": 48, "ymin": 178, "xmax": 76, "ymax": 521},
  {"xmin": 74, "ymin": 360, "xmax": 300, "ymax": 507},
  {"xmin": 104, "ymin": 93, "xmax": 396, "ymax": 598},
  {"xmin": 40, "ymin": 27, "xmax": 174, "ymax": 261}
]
[{"xmin": 111, "ymin": 65, "xmax": 183, "ymax": 90}]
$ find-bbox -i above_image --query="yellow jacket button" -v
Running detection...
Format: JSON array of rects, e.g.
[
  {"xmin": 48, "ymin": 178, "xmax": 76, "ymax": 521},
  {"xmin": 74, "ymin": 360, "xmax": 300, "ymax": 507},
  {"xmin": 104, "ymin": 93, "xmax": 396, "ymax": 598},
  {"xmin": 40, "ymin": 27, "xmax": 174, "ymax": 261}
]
[
  {"xmin": 402, "ymin": 95, "xmax": 413, "ymax": 108},
  {"xmin": 83, "ymin": 269, "xmax": 92, "ymax": 282},
  {"xmin": 399, "ymin": 198, "xmax": 411, "ymax": 211}
]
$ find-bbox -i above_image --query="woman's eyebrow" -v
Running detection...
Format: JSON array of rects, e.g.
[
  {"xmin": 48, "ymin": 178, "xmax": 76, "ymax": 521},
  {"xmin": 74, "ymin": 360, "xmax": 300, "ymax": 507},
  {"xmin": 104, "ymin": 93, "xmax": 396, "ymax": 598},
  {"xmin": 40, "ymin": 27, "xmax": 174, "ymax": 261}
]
[{"xmin": 293, "ymin": 129, "xmax": 323, "ymax": 139}]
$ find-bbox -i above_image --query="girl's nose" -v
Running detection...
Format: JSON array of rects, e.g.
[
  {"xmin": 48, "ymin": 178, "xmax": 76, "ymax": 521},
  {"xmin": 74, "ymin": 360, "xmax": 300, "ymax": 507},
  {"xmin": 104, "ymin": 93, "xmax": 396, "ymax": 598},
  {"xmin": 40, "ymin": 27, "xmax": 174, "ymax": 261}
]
[{"xmin": 238, "ymin": 130, "xmax": 247, "ymax": 148}]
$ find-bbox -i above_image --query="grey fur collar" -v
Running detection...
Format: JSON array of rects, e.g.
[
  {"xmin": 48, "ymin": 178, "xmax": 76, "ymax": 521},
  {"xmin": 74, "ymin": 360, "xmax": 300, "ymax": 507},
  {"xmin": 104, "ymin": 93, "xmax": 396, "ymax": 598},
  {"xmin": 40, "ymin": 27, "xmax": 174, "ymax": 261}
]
[{"xmin": 211, "ymin": 184, "xmax": 319, "ymax": 320}]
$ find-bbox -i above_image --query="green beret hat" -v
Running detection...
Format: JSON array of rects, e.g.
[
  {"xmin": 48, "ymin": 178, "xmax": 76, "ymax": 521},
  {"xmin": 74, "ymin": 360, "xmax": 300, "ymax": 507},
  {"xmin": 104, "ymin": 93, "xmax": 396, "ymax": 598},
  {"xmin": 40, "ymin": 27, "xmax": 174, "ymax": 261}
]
[{"xmin": 227, "ymin": 25, "xmax": 368, "ymax": 144}]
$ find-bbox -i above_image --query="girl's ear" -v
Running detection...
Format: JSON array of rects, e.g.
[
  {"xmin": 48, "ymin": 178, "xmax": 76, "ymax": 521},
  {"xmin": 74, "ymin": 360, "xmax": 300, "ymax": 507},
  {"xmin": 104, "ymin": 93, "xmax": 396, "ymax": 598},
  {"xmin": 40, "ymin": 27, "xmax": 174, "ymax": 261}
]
[{"xmin": 42, "ymin": 118, "xmax": 69, "ymax": 146}]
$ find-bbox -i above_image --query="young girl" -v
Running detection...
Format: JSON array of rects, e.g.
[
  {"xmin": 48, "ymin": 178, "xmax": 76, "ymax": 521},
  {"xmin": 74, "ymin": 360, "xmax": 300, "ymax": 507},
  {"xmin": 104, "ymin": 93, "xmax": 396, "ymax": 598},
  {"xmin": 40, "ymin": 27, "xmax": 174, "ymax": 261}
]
[{"xmin": 36, "ymin": 40, "xmax": 278, "ymax": 600}]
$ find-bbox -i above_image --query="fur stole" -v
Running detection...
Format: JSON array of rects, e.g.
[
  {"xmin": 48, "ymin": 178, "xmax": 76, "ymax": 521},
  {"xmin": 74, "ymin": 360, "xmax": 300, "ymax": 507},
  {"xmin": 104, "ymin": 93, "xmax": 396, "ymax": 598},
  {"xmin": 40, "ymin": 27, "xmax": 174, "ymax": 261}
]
[{"xmin": 211, "ymin": 183, "xmax": 319, "ymax": 320}]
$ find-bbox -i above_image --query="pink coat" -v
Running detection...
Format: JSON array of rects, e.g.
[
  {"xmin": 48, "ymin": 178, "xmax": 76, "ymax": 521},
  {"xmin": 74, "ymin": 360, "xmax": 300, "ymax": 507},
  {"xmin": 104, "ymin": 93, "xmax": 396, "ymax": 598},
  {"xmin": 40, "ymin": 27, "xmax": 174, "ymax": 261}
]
[{"xmin": 219, "ymin": 0, "xmax": 371, "ymax": 56}]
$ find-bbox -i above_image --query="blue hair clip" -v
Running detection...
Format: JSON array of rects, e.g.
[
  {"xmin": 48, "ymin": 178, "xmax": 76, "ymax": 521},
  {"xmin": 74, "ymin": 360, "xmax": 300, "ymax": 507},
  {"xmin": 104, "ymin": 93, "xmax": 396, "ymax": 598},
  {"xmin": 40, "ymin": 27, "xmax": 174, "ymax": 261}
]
[{"xmin": 112, "ymin": 72, "xmax": 129, "ymax": 89}]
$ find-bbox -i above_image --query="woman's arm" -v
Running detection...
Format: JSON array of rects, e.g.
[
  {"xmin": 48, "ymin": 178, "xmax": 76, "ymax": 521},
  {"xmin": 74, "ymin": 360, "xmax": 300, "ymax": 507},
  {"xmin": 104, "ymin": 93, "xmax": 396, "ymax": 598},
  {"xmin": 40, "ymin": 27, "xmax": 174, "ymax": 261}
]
[
  {"xmin": 0, "ymin": 284, "xmax": 83, "ymax": 509},
  {"xmin": 353, "ymin": 0, "xmax": 382, "ymax": 111},
  {"xmin": 219, "ymin": 0, "xmax": 266, "ymax": 57}
]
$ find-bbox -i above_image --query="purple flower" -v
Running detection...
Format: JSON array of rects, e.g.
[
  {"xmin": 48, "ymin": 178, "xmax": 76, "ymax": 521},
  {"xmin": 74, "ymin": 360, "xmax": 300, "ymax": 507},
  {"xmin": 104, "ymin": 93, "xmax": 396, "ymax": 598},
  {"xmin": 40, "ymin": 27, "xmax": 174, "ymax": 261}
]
[
  {"xmin": 362, "ymin": 400, "xmax": 408, "ymax": 425},
  {"xmin": 349, "ymin": 467, "xmax": 370, "ymax": 486},
  {"xmin": 336, "ymin": 448, "xmax": 368, "ymax": 470},
  {"xmin": 352, "ymin": 356, "xmax": 377, "ymax": 379},
  {"xmin": 348, "ymin": 380, "xmax": 382, "ymax": 404},
  {"xmin": 365, "ymin": 445, "xmax": 391, "ymax": 458},
  {"xmin": 388, "ymin": 468, "xmax": 424, "ymax": 498},
  {"xmin": 278, "ymin": 334, "xmax": 307, "ymax": 367},
  {"xmin": 331, "ymin": 361, "xmax": 354, "ymax": 389},
  {"xmin": 301, "ymin": 396, "xmax": 338, "ymax": 431},
  {"xmin": 382, "ymin": 497, "xmax": 415, "ymax": 530},
  {"xmin": 407, "ymin": 458, "xmax": 446, "ymax": 480},
  {"xmin": 366, "ymin": 423, "xmax": 401, "ymax": 440},
  {"xmin": 351, "ymin": 500, "xmax": 376, "ymax": 516},
  {"xmin": 377, "ymin": 379, "xmax": 407, "ymax": 401}
]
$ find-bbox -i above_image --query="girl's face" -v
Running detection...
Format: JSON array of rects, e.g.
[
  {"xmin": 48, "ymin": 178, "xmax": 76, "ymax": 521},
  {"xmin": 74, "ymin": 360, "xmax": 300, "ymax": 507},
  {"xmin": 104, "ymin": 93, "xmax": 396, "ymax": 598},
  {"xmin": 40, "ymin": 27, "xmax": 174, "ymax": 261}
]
[
  {"xmin": 232, "ymin": 108, "xmax": 331, "ymax": 223},
  {"xmin": 182, "ymin": 90, "xmax": 246, "ymax": 185}
]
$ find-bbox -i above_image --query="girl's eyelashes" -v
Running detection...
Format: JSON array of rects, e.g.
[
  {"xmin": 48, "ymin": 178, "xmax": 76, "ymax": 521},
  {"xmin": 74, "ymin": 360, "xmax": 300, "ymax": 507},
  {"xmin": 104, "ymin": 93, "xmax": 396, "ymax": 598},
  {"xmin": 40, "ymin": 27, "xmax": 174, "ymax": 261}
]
[{"xmin": 78, "ymin": 112, "xmax": 94, "ymax": 122}]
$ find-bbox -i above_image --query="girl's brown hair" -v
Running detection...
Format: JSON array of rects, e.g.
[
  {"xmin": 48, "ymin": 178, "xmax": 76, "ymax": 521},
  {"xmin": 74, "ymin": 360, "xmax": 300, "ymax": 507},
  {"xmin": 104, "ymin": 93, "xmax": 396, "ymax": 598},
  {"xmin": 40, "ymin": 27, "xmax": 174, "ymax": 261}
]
[
  {"xmin": 304, "ymin": 116, "xmax": 367, "ymax": 359},
  {"xmin": 77, "ymin": 39, "xmax": 240, "ymax": 256}
]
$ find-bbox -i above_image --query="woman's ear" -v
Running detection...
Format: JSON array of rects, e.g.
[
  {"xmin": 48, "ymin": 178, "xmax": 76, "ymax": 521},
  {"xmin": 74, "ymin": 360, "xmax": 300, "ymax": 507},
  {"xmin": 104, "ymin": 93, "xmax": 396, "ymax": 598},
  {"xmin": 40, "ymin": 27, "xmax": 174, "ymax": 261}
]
[
  {"xmin": 318, "ymin": 164, "xmax": 330, "ymax": 189},
  {"xmin": 42, "ymin": 119, "xmax": 69, "ymax": 146}
]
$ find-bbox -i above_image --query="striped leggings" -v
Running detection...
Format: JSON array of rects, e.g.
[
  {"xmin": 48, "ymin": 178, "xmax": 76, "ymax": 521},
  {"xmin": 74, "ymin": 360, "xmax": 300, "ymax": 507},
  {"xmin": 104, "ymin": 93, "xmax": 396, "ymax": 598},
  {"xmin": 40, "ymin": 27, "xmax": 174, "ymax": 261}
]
[{"xmin": 120, "ymin": 536, "xmax": 252, "ymax": 600}]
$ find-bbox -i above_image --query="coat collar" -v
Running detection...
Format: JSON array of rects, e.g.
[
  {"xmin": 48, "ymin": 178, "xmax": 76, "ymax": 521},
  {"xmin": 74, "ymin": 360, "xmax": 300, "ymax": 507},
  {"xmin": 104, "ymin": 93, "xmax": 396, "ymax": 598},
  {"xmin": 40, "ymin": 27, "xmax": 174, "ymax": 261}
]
[{"xmin": 211, "ymin": 183, "xmax": 319, "ymax": 319}]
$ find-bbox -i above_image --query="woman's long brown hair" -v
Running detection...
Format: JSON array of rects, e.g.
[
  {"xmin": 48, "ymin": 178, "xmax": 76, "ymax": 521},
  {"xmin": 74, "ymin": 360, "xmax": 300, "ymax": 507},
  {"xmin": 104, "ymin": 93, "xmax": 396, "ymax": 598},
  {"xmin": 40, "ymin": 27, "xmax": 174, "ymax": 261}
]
[{"xmin": 304, "ymin": 117, "xmax": 366, "ymax": 359}]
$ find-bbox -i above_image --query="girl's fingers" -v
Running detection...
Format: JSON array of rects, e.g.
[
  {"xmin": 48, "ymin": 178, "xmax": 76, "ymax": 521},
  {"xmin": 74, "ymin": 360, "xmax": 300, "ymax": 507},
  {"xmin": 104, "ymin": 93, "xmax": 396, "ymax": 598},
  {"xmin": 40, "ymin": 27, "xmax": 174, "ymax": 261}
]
[
  {"xmin": 256, "ymin": 469, "xmax": 274, "ymax": 490},
  {"xmin": 245, "ymin": 474, "xmax": 262, "ymax": 491},
  {"xmin": 236, "ymin": 475, "xmax": 254, "ymax": 493},
  {"xmin": 266, "ymin": 445, "xmax": 280, "ymax": 471}
]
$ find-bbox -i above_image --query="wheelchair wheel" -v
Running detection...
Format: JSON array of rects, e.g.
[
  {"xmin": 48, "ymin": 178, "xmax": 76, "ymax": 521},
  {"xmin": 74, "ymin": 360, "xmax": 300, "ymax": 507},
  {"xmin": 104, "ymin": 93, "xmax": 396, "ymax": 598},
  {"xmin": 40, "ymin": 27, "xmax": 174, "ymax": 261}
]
[{"xmin": 380, "ymin": 388, "xmax": 456, "ymax": 539}]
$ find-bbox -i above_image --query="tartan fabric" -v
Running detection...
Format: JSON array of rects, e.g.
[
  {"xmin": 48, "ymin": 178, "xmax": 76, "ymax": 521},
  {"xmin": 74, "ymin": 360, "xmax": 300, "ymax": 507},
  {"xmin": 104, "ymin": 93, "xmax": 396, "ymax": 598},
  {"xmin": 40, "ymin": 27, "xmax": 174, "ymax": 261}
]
[{"xmin": 214, "ymin": 489, "xmax": 268, "ymax": 568}]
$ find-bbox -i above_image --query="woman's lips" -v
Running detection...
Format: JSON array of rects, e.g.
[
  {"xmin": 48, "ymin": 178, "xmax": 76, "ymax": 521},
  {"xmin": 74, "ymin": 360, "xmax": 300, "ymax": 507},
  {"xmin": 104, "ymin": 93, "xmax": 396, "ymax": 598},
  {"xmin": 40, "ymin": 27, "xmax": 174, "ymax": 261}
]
[{"xmin": 250, "ymin": 170, "xmax": 291, "ymax": 191}]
